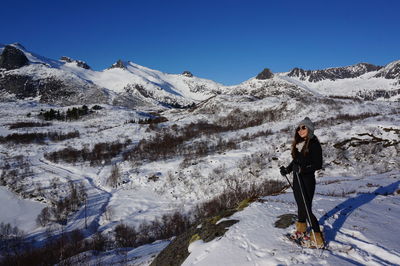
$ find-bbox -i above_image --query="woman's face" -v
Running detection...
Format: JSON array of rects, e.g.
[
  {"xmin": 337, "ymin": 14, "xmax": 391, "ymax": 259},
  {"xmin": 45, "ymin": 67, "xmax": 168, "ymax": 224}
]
[{"xmin": 297, "ymin": 125, "xmax": 308, "ymax": 139}]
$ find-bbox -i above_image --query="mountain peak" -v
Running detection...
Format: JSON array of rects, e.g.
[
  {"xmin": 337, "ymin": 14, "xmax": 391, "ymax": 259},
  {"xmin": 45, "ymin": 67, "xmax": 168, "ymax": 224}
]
[
  {"xmin": 109, "ymin": 59, "xmax": 127, "ymax": 70},
  {"xmin": 256, "ymin": 68, "xmax": 274, "ymax": 80},
  {"xmin": 9, "ymin": 42, "xmax": 27, "ymax": 51},
  {"xmin": 60, "ymin": 56, "xmax": 91, "ymax": 69},
  {"xmin": 374, "ymin": 60, "xmax": 400, "ymax": 79},
  {"xmin": 0, "ymin": 44, "xmax": 29, "ymax": 70},
  {"xmin": 287, "ymin": 63, "xmax": 382, "ymax": 82},
  {"xmin": 182, "ymin": 70, "xmax": 193, "ymax": 77}
]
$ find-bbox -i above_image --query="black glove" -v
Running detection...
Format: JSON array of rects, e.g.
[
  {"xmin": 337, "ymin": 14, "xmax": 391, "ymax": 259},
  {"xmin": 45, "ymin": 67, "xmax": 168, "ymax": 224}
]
[{"xmin": 280, "ymin": 166, "xmax": 288, "ymax": 176}]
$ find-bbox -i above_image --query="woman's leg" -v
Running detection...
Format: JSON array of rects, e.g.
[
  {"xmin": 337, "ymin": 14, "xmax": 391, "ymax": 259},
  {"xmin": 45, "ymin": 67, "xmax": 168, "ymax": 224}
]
[
  {"xmin": 294, "ymin": 174, "xmax": 320, "ymax": 232},
  {"xmin": 301, "ymin": 176, "xmax": 320, "ymax": 232},
  {"xmin": 293, "ymin": 175, "xmax": 307, "ymax": 223}
]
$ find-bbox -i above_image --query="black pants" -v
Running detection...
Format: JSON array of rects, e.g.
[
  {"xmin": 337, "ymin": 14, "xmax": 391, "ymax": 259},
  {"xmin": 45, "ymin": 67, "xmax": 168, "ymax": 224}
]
[{"xmin": 293, "ymin": 172, "xmax": 320, "ymax": 232}]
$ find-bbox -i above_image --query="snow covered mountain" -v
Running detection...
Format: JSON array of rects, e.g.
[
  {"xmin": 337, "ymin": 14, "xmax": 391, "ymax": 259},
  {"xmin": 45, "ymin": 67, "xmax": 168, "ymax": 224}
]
[
  {"xmin": 287, "ymin": 63, "xmax": 383, "ymax": 82},
  {"xmin": 0, "ymin": 43, "xmax": 221, "ymax": 108},
  {"xmin": 1, "ymin": 43, "xmax": 400, "ymax": 109}
]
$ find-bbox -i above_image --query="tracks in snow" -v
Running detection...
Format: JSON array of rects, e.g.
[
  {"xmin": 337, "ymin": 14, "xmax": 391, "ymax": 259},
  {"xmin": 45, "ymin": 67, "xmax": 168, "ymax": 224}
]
[{"xmin": 32, "ymin": 157, "xmax": 112, "ymax": 239}]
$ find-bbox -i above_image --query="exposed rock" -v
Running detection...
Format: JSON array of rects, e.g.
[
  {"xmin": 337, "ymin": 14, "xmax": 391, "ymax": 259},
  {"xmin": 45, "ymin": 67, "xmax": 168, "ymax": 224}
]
[
  {"xmin": 0, "ymin": 73, "xmax": 108, "ymax": 106},
  {"xmin": 109, "ymin": 59, "xmax": 126, "ymax": 69},
  {"xmin": 274, "ymin": 213, "xmax": 297, "ymax": 228},
  {"xmin": 288, "ymin": 63, "xmax": 382, "ymax": 82},
  {"xmin": 182, "ymin": 71, "xmax": 193, "ymax": 77},
  {"xmin": 150, "ymin": 219, "xmax": 239, "ymax": 266},
  {"xmin": 60, "ymin": 56, "xmax": 91, "ymax": 69},
  {"xmin": 0, "ymin": 74, "xmax": 37, "ymax": 98},
  {"xmin": 374, "ymin": 61, "xmax": 400, "ymax": 79},
  {"xmin": 60, "ymin": 56, "xmax": 73, "ymax": 63},
  {"xmin": 0, "ymin": 45, "xmax": 29, "ymax": 70},
  {"xmin": 256, "ymin": 68, "xmax": 274, "ymax": 80}
]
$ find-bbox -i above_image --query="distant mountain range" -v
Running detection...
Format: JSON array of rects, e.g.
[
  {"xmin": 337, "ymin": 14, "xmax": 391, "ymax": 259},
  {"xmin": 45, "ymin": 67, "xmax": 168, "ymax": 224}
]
[{"xmin": 1, "ymin": 43, "xmax": 399, "ymax": 107}]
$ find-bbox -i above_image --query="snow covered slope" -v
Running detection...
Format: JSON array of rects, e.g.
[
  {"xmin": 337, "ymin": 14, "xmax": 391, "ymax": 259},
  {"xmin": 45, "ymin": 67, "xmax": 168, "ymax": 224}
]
[
  {"xmin": 184, "ymin": 172, "xmax": 400, "ymax": 265},
  {"xmin": 0, "ymin": 43, "xmax": 222, "ymax": 108}
]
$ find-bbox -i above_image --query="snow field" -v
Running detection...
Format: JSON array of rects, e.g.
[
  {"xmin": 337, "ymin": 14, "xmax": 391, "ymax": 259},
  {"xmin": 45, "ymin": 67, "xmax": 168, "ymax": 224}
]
[{"xmin": 184, "ymin": 171, "xmax": 400, "ymax": 265}]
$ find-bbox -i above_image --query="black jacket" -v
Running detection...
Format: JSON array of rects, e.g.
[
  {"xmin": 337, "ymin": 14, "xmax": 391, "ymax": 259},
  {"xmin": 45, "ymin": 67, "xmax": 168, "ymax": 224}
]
[{"xmin": 287, "ymin": 136, "xmax": 323, "ymax": 176}]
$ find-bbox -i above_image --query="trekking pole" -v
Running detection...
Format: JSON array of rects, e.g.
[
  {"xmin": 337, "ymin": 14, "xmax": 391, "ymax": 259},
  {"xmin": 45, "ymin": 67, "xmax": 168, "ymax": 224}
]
[
  {"xmin": 283, "ymin": 174, "xmax": 294, "ymax": 191},
  {"xmin": 294, "ymin": 170, "xmax": 320, "ymax": 249}
]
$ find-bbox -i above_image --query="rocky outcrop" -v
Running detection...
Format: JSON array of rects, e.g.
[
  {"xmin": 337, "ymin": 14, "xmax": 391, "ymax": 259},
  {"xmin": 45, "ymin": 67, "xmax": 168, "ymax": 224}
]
[
  {"xmin": 150, "ymin": 218, "xmax": 239, "ymax": 266},
  {"xmin": 60, "ymin": 56, "xmax": 91, "ymax": 69},
  {"xmin": 0, "ymin": 45, "xmax": 29, "ymax": 70},
  {"xmin": 182, "ymin": 71, "xmax": 193, "ymax": 77},
  {"xmin": 374, "ymin": 61, "xmax": 400, "ymax": 79},
  {"xmin": 0, "ymin": 75, "xmax": 37, "ymax": 98},
  {"xmin": 288, "ymin": 63, "xmax": 382, "ymax": 82},
  {"xmin": 0, "ymin": 73, "xmax": 108, "ymax": 105},
  {"xmin": 109, "ymin": 59, "xmax": 126, "ymax": 69},
  {"xmin": 256, "ymin": 68, "xmax": 274, "ymax": 80}
]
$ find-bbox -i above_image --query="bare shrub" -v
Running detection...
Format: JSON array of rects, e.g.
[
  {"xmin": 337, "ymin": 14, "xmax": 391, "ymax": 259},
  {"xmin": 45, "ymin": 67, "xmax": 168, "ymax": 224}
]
[
  {"xmin": 8, "ymin": 121, "xmax": 52, "ymax": 129},
  {"xmin": 36, "ymin": 207, "xmax": 51, "ymax": 227},
  {"xmin": 107, "ymin": 164, "xmax": 121, "ymax": 188},
  {"xmin": 114, "ymin": 211, "xmax": 191, "ymax": 248},
  {"xmin": 36, "ymin": 181, "xmax": 88, "ymax": 226},
  {"xmin": 196, "ymin": 178, "xmax": 285, "ymax": 219},
  {"xmin": 315, "ymin": 113, "xmax": 380, "ymax": 128},
  {"xmin": 114, "ymin": 224, "xmax": 137, "ymax": 248},
  {"xmin": 0, "ymin": 131, "xmax": 79, "ymax": 144},
  {"xmin": 91, "ymin": 232, "xmax": 108, "ymax": 252},
  {"xmin": 45, "ymin": 139, "xmax": 131, "ymax": 165}
]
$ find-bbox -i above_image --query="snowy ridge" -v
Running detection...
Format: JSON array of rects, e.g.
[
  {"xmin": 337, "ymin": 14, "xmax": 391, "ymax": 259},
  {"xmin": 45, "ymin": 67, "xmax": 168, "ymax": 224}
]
[
  {"xmin": 2, "ymin": 43, "xmax": 400, "ymax": 108},
  {"xmin": 0, "ymin": 43, "xmax": 222, "ymax": 108},
  {"xmin": 374, "ymin": 60, "xmax": 400, "ymax": 79}
]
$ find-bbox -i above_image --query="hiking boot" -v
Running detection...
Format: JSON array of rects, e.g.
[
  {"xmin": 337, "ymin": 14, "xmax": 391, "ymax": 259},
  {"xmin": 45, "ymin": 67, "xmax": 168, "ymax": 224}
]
[
  {"xmin": 302, "ymin": 231, "xmax": 325, "ymax": 248},
  {"xmin": 296, "ymin": 221, "xmax": 307, "ymax": 233},
  {"xmin": 290, "ymin": 221, "xmax": 307, "ymax": 240}
]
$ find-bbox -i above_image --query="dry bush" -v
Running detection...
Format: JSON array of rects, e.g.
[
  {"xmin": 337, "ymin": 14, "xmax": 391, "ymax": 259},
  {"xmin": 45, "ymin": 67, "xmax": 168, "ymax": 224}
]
[
  {"xmin": 315, "ymin": 113, "xmax": 380, "ymax": 128},
  {"xmin": 114, "ymin": 224, "xmax": 137, "ymax": 248},
  {"xmin": 107, "ymin": 164, "xmax": 121, "ymax": 188},
  {"xmin": 0, "ymin": 131, "xmax": 79, "ymax": 144},
  {"xmin": 114, "ymin": 211, "xmax": 191, "ymax": 248},
  {"xmin": 1, "ymin": 229, "xmax": 91, "ymax": 266},
  {"xmin": 45, "ymin": 139, "xmax": 131, "ymax": 165},
  {"xmin": 196, "ymin": 178, "xmax": 285, "ymax": 219},
  {"xmin": 35, "ymin": 181, "xmax": 87, "ymax": 226},
  {"xmin": 8, "ymin": 121, "xmax": 52, "ymax": 129}
]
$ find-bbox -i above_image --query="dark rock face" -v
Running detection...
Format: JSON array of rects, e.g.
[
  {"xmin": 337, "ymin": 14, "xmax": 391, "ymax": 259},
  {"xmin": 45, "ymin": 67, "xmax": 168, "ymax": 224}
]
[
  {"xmin": 109, "ymin": 59, "xmax": 126, "ymax": 69},
  {"xmin": 374, "ymin": 62, "xmax": 400, "ymax": 79},
  {"xmin": 0, "ymin": 72, "xmax": 108, "ymax": 105},
  {"xmin": 256, "ymin": 68, "xmax": 274, "ymax": 80},
  {"xmin": 182, "ymin": 71, "xmax": 193, "ymax": 77},
  {"xmin": 60, "ymin": 56, "xmax": 91, "ymax": 69},
  {"xmin": 0, "ymin": 75, "xmax": 37, "ymax": 98},
  {"xmin": 288, "ymin": 63, "xmax": 382, "ymax": 82},
  {"xmin": 0, "ymin": 45, "xmax": 29, "ymax": 70},
  {"xmin": 0, "ymin": 75, "xmax": 74, "ymax": 101}
]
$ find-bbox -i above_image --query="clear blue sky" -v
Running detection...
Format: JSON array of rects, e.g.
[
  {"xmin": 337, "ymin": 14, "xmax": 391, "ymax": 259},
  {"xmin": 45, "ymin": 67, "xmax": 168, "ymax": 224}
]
[{"xmin": 1, "ymin": 0, "xmax": 399, "ymax": 85}]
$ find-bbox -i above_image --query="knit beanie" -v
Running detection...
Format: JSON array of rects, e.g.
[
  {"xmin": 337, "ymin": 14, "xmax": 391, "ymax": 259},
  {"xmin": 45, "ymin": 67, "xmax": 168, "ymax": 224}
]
[{"xmin": 297, "ymin": 117, "xmax": 315, "ymax": 139}]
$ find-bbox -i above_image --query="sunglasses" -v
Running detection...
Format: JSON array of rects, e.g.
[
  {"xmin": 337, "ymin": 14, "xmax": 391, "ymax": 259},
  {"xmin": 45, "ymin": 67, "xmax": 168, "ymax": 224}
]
[{"xmin": 297, "ymin": 125, "xmax": 307, "ymax": 131}]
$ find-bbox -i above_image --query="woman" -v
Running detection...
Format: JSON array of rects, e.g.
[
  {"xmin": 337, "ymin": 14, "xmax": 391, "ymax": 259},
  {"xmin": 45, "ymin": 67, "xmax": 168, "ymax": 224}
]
[{"xmin": 280, "ymin": 117, "xmax": 324, "ymax": 248}]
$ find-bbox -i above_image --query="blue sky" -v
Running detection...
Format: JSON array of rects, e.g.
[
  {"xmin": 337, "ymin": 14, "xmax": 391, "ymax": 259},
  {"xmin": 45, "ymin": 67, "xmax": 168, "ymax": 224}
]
[{"xmin": 1, "ymin": 0, "xmax": 399, "ymax": 85}]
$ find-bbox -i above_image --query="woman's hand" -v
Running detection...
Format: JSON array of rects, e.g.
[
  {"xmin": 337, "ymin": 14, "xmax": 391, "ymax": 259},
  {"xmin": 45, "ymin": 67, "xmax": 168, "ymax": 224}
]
[{"xmin": 280, "ymin": 166, "xmax": 288, "ymax": 176}]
